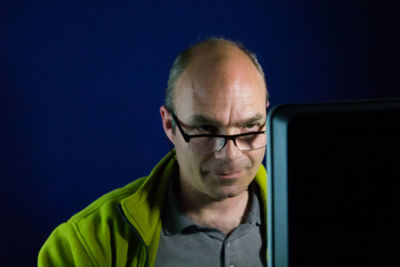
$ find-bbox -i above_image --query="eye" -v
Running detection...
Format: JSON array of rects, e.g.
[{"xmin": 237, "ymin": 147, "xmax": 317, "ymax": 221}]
[
  {"xmin": 245, "ymin": 124, "xmax": 259, "ymax": 131},
  {"xmin": 193, "ymin": 125, "xmax": 218, "ymax": 134}
]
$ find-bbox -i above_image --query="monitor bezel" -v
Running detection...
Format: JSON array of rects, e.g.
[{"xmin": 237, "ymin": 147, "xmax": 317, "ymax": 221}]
[{"xmin": 266, "ymin": 98, "xmax": 400, "ymax": 267}]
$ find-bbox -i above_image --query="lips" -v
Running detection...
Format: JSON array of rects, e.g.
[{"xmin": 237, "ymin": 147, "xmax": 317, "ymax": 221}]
[
  {"xmin": 214, "ymin": 169, "xmax": 242, "ymax": 179},
  {"xmin": 215, "ymin": 169, "xmax": 241, "ymax": 175},
  {"xmin": 205, "ymin": 160, "xmax": 249, "ymax": 179}
]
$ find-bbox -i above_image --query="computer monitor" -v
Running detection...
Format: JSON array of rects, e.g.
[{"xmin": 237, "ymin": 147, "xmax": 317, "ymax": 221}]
[{"xmin": 267, "ymin": 99, "xmax": 400, "ymax": 267}]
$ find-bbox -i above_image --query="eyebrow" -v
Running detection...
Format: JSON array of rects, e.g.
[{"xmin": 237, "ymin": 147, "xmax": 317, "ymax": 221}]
[{"xmin": 187, "ymin": 113, "xmax": 266, "ymax": 127}]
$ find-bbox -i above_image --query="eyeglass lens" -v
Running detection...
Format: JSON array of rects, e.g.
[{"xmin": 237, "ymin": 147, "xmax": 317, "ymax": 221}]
[{"xmin": 188, "ymin": 133, "xmax": 266, "ymax": 153}]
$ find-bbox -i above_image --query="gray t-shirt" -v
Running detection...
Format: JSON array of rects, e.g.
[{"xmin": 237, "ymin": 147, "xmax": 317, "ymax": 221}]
[{"xmin": 154, "ymin": 177, "xmax": 266, "ymax": 267}]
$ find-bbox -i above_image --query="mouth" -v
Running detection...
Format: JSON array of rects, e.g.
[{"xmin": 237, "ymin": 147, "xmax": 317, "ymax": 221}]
[{"xmin": 214, "ymin": 170, "xmax": 242, "ymax": 179}]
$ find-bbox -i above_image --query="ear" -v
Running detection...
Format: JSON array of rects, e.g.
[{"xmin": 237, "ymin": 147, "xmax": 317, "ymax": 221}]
[
  {"xmin": 160, "ymin": 105, "xmax": 175, "ymax": 145},
  {"xmin": 266, "ymin": 101, "xmax": 270, "ymax": 109}
]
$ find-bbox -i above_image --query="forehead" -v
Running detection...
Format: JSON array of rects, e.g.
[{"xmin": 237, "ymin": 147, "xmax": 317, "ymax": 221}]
[{"xmin": 174, "ymin": 50, "xmax": 267, "ymax": 125}]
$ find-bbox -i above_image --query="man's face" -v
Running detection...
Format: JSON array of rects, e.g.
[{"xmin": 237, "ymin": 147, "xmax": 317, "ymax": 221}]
[{"xmin": 164, "ymin": 50, "xmax": 267, "ymax": 201}]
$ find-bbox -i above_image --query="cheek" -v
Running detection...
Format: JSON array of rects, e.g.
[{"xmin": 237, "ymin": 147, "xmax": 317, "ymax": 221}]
[
  {"xmin": 248, "ymin": 149, "xmax": 265, "ymax": 170},
  {"xmin": 254, "ymin": 148, "xmax": 265, "ymax": 161},
  {"xmin": 175, "ymin": 145, "xmax": 203, "ymax": 174}
]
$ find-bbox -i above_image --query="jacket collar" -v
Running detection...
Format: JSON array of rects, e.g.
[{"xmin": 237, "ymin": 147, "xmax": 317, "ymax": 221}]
[
  {"xmin": 119, "ymin": 151, "xmax": 267, "ymax": 246},
  {"xmin": 119, "ymin": 151, "xmax": 178, "ymax": 246}
]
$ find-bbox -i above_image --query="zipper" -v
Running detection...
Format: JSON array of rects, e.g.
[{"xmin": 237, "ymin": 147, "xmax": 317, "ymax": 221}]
[{"xmin": 118, "ymin": 204, "xmax": 149, "ymax": 267}]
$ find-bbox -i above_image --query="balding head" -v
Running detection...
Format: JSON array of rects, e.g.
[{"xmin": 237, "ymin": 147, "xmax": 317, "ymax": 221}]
[
  {"xmin": 159, "ymin": 37, "xmax": 268, "ymax": 201},
  {"xmin": 164, "ymin": 38, "xmax": 268, "ymax": 114}
]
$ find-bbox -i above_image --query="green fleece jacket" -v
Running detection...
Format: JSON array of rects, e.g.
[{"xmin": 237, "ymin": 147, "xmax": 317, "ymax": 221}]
[{"xmin": 38, "ymin": 152, "xmax": 267, "ymax": 267}]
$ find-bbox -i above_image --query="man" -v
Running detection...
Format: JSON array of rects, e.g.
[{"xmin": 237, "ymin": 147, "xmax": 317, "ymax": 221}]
[{"xmin": 38, "ymin": 37, "xmax": 269, "ymax": 266}]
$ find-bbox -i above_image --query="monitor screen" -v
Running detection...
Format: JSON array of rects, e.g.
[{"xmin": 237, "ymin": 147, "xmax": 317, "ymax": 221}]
[{"xmin": 267, "ymin": 99, "xmax": 400, "ymax": 267}]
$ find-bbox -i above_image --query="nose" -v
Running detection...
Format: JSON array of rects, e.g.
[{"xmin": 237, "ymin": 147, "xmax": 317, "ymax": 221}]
[{"xmin": 214, "ymin": 138, "xmax": 242, "ymax": 160}]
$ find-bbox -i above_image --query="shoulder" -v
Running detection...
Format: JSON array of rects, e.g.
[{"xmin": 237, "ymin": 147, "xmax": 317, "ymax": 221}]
[
  {"xmin": 69, "ymin": 176, "xmax": 147, "ymax": 224},
  {"xmin": 39, "ymin": 152, "xmax": 178, "ymax": 266},
  {"xmin": 38, "ymin": 177, "xmax": 149, "ymax": 267}
]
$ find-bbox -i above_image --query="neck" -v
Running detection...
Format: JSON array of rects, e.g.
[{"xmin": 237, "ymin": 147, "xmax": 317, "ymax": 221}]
[{"xmin": 178, "ymin": 180, "xmax": 252, "ymax": 235}]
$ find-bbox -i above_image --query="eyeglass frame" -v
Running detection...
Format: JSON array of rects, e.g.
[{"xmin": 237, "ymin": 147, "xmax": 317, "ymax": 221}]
[{"xmin": 171, "ymin": 112, "xmax": 267, "ymax": 152}]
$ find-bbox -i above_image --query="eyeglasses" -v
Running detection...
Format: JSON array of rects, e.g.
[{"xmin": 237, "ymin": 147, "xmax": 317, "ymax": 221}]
[{"xmin": 172, "ymin": 113, "xmax": 267, "ymax": 153}]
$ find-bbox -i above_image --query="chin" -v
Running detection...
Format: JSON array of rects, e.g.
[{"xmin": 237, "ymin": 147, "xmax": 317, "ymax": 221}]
[
  {"xmin": 210, "ymin": 185, "xmax": 248, "ymax": 200},
  {"xmin": 202, "ymin": 170, "xmax": 253, "ymax": 200}
]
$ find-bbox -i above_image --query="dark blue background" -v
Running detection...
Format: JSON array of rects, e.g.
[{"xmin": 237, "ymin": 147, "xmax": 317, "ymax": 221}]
[{"xmin": 0, "ymin": 1, "xmax": 395, "ymax": 265}]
